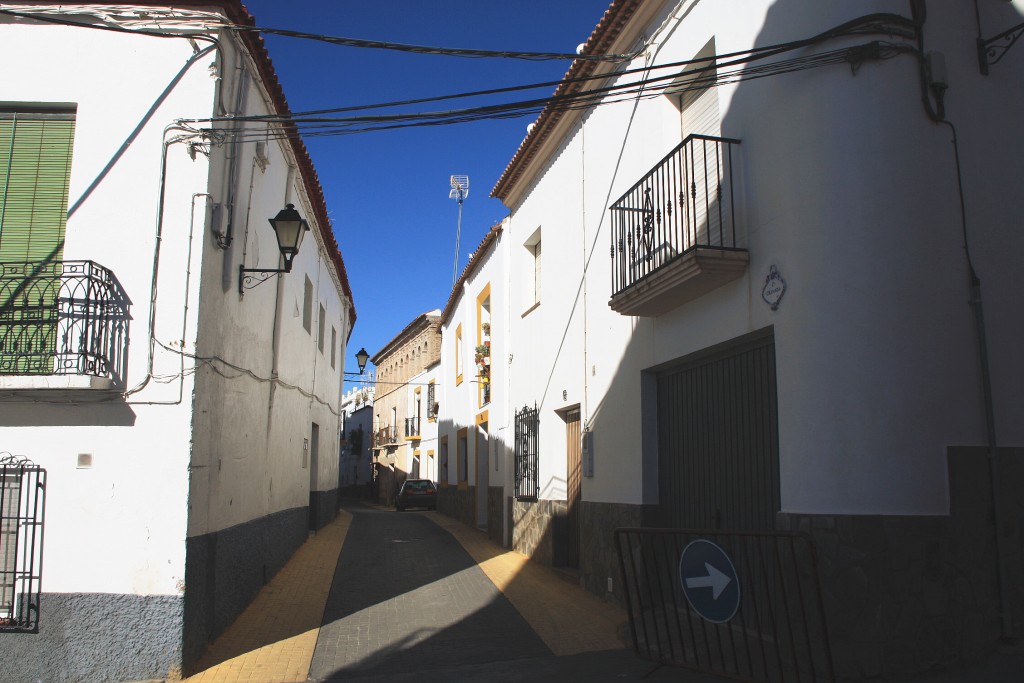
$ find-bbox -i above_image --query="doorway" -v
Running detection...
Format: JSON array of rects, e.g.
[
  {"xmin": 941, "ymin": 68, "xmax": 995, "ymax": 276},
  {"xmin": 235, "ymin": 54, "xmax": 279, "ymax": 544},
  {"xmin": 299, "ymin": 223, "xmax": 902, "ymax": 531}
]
[
  {"xmin": 309, "ymin": 422, "xmax": 320, "ymax": 530},
  {"xmin": 475, "ymin": 416, "xmax": 489, "ymax": 531},
  {"xmin": 657, "ymin": 328, "xmax": 780, "ymax": 530},
  {"xmin": 564, "ymin": 408, "xmax": 581, "ymax": 568}
]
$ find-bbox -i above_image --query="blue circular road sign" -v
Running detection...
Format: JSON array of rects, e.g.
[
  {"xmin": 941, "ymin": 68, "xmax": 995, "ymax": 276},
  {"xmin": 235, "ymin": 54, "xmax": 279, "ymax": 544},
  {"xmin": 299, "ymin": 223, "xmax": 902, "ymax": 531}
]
[{"xmin": 679, "ymin": 539, "xmax": 741, "ymax": 624}]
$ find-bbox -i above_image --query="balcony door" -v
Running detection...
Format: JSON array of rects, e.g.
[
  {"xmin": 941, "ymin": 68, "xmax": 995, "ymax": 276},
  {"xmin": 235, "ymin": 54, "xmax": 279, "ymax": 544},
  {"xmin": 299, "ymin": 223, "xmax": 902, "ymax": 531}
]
[
  {"xmin": 0, "ymin": 109, "xmax": 75, "ymax": 374},
  {"xmin": 668, "ymin": 39, "xmax": 722, "ymax": 248}
]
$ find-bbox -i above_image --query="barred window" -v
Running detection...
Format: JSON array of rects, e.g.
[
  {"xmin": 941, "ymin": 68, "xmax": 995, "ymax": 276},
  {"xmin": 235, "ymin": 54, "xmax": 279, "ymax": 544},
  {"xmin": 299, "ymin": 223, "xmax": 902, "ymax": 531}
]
[
  {"xmin": 514, "ymin": 404, "xmax": 539, "ymax": 501},
  {"xmin": 427, "ymin": 382, "xmax": 436, "ymax": 420},
  {"xmin": 1, "ymin": 455, "xmax": 46, "ymax": 633}
]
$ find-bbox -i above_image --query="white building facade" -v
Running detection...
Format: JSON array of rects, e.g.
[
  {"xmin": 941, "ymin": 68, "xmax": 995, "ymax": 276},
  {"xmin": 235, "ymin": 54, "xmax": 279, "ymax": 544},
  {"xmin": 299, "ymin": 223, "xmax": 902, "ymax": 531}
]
[
  {"xmin": 436, "ymin": 224, "xmax": 510, "ymax": 544},
  {"xmin": 491, "ymin": 0, "xmax": 1024, "ymax": 677},
  {"xmin": 340, "ymin": 385, "xmax": 374, "ymax": 493},
  {"xmin": 0, "ymin": 2, "xmax": 355, "ymax": 681}
]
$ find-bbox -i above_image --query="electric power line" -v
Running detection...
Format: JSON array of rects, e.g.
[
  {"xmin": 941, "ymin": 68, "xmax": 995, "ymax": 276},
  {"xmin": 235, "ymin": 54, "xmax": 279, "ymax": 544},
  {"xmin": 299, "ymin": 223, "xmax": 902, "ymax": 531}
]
[{"xmin": 194, "ymin": 41, "xmax": 913, "ymax": 144}]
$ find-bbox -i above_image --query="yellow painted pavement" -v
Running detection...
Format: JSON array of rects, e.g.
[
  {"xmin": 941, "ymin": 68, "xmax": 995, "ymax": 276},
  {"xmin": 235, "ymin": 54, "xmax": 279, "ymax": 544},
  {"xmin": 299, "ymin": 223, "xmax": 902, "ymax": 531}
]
[
  {"xmin": 180, "ymin": 511, "xmax": 351, "ymax": 683},
  {"xmin": 427, "ymin": 513, "xmax": 628, "ymax": 656}
]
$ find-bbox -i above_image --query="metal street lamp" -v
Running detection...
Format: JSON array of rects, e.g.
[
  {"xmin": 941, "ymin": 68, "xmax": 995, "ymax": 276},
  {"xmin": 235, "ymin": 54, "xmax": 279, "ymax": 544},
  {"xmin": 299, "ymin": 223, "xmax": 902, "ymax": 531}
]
[
  {"xmin": 355, "ymin": 347, "xmax": 369, "ymax": 374},
  {"xmin": 239, "ymin": 203, "xmax": 310, "ymax": 293}
]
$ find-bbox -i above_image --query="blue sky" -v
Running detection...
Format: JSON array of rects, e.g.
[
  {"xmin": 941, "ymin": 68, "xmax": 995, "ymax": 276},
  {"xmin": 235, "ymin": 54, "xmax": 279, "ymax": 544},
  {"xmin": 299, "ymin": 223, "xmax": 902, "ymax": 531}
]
[{"xmin": 240, "ymin": 1, "xmax": 611, "ymax": 386}]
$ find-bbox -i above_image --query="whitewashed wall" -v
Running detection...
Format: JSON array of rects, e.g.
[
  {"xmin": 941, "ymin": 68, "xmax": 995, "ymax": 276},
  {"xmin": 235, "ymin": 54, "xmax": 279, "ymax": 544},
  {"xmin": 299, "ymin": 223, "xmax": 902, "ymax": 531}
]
[
  {"xmin": 407, "ymin": 364, "xmax": 440, "ymax": 481},
  {"xmin": 439, "ymin": 231, "xmax": 507, "ymax": 494},
  {"xmin": 188, "ymin": 34, "xmax": 349, "ymax": 536},
  {"xmin": 0, "ymin": 12, "xmax": 351, "ymax": 597},
  {"xmin": 0, "ymin": 21, "xmax": 216, "ymax": 596},
  {"xmin": 504, "ymin": 0, "xmax": 1024, "ymax": 516}
]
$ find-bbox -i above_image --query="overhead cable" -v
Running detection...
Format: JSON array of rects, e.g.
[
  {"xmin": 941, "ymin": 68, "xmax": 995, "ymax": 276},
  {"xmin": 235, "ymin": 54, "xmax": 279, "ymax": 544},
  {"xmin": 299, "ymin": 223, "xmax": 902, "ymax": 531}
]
[
  {"xmin": 198, "ymin": 41, "xmax": 913, "ymax": 142},
  {"xmin": 228, "ymin": 24, "xmax": 636, "ymax": 62}
]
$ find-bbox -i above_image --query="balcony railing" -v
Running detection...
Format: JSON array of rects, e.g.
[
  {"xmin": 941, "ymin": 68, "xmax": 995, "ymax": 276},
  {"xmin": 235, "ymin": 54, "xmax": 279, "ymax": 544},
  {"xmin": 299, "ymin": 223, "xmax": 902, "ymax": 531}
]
[
  {"xmin": 373, "ymin": 425, "xmax": 398, "ymax": 449},
  {"xmin": 404, "ymin": 416, "xmax": 420, "ymax": 439},
  {"xmin": 0, "ymin": 261, "xmax": 130, "ymax": 386},
  {"xmin": 609, "ymin": 134, "xmax": 747, "ymax": 316}
]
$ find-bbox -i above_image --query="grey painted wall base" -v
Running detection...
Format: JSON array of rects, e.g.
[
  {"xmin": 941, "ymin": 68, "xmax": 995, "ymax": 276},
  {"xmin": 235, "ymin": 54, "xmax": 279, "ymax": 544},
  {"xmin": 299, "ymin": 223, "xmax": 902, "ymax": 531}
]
[
  {"xmin": 183, "ymin": 506, "xmax": 308, "ymax": 672},
  {"xmin": 776, "ymin": 445, "xmax": 1024, "ymax": 679},
  {"xmin": 438, "ymin": 485, "xmax": 474, "ymax": 527},
  {"xmin": 579, "ymin": 501, "xmax": 656, "ymax": 604},
  {"xmin": 0, "ymin": 593, "xmax": 182, "ymax": 683},
  {"xmin": 511, "ymin": 498, "xmax": 654, "ymax": 605},
  {"xmin": 487, "ymin": 486, "xmax": 503, "ymax": 545},
  {"xmin": 512, "ymin": 498, "xmax": 565, "ymax": 567},
  {"xmin": 310, "ymin": 488, "xmax": 338, "ymax": 531}
]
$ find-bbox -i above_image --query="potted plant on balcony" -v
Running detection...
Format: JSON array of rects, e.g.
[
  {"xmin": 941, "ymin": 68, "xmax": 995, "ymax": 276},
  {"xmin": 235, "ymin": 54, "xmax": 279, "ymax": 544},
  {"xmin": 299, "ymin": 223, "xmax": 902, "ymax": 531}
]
[{"xmin": 474, "ymin": 344, "xmax": 490, "ymax": 365}]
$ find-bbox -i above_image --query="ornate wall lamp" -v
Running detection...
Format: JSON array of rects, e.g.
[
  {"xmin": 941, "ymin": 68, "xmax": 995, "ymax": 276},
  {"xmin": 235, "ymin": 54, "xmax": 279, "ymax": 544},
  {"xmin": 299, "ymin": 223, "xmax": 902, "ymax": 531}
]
[
  {"xmin": 344, "ymin": 348, "xmax": 372, "ymax": 378},
  {"xmin": 238, "ymin": 203, "xmax": 309, "ymax": 294}
]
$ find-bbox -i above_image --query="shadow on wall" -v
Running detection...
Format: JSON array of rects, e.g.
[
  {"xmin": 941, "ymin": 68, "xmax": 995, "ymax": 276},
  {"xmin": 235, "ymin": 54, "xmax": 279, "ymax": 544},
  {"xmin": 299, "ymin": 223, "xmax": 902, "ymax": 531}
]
[
  {"xmin": 433, "ymin": 416, "xmax": 507, "ymax": 545},
  {"xmin": 0, "ymin": 400, "xmax": 137, "ymax": 427},
  {"xmin": 713, "ymin": 1, "xmax": 1024, "ymax": 679}
]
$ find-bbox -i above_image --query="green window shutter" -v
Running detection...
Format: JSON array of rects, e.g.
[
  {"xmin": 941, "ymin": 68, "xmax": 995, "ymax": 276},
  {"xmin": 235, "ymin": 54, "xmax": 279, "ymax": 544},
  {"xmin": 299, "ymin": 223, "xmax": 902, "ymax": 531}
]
[
  {"xmin": 0, "ymin": 110, "xmax": 76, "ymax": 374},
  {"xmin": 0, "ymin": 111, "xmax": 75, "ymax": 263}
]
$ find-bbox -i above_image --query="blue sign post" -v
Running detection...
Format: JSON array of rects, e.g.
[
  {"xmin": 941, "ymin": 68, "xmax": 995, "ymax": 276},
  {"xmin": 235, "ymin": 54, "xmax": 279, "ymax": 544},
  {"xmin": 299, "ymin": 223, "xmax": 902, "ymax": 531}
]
[{"xmin": 679, "ymin": 539, "xmax": 741, "ymax": 624}]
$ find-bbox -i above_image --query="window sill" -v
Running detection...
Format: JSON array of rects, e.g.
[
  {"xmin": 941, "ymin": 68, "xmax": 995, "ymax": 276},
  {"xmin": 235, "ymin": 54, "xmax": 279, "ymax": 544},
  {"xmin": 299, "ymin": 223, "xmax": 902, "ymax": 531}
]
[
  {"xmin": 0, "ymin": 375, "xmax": 118, "ymax": 391},
  {"xmin": 521, "ymin": 301, "xmax": 541, "ymax": 318}
]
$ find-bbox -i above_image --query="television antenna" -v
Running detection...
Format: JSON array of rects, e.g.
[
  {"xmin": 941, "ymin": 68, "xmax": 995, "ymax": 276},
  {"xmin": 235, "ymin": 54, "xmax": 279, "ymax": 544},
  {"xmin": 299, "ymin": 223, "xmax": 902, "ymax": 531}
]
[{"xmin": 450, "ymin": 175, "xmax": 469, "ymax": 286}]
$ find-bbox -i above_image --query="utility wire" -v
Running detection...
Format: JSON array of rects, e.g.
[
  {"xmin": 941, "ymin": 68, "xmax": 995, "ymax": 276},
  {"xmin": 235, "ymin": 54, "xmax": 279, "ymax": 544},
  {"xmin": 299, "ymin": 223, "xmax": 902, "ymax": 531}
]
[
  {"xmin": 193, "ymin": 12, "xmax": 915, "ymax": 126},
  {"xmin": 202, "ymin": 42, "xmax": 913, "ymax": 142},
  {"xmin": 154, "ymin": 339, "xmax": 345, "ymax": 416},
  {"xmin": 228, "ymin": 24, "xmax": 636, "ymax": 62},
  {"xmin": 0, "ymin": 7, "xmax": 632, "ymax": 62}
]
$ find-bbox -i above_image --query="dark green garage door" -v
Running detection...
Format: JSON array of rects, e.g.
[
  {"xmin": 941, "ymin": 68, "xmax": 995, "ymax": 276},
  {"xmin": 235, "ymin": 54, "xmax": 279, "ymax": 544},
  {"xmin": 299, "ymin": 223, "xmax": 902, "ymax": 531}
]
[{"xmin": 657, "ymin": 327, "xmax": 780, "ymax": 531}]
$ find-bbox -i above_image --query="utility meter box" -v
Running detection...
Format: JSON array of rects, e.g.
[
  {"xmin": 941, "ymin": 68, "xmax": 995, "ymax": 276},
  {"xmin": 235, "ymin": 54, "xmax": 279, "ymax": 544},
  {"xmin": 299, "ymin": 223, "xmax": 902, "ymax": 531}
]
[{"xmin": 582, "ymin": 430, "xmax": 594, "ymax": 477}]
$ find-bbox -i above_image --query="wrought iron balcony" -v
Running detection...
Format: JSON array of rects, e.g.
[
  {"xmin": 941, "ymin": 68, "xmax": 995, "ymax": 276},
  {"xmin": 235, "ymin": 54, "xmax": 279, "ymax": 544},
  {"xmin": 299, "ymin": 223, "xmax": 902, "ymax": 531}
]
[
  {"xmin": 0, "ymin": 261, "xmax": 129, "ymax": 388},
  {"xmin": 373, "ymin": 425, "xmax": 398, "ymax": 449},
  {"xmin": 404, "ymin": 416, "xmax": 420, "ymax": 439},
  {"xmin": 609, "ymin": 134, "xmax": 747, "ymax": 317}
]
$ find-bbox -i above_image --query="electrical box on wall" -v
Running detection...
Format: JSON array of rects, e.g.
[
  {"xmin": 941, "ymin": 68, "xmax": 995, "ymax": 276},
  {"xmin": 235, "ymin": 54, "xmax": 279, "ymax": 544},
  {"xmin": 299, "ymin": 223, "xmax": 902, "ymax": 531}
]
[{"xmin": 582, "ymin": 430, "xmax": 594, "ymax": 477}]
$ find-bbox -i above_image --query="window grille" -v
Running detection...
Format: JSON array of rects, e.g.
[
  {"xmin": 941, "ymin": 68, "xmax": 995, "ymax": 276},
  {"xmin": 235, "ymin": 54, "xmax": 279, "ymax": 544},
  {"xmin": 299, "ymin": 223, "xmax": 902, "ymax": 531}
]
[
  {"xmin": 427, "ymin": 382, "xmax": 436, "ymax": 419},
  {"xmin": 0, "ymin": 454, "xmax": 46, "ymax": 633},
  {"xmin": 514, "ymin": 404, "xmax": 539, "ymax": 501}
]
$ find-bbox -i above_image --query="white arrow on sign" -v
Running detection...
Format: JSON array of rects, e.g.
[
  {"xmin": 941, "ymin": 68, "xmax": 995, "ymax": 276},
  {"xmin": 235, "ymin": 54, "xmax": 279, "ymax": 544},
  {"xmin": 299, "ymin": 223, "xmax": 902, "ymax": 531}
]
[{"xmin": 685, "ymin": 562, "xmax": 732, "ymax": 600}]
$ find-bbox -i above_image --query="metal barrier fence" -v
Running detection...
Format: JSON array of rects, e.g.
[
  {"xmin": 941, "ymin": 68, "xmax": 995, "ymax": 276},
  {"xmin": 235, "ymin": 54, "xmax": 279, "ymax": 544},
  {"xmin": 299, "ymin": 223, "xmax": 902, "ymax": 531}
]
[{"xmin": 615, "ymin": 528, "xmax": 834, "ymax": 683}]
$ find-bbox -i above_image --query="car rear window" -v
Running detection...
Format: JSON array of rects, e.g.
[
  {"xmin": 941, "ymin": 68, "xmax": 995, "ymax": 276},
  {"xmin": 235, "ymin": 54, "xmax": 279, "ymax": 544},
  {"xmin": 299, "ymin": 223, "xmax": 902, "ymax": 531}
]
[{"xmin": 403, "ymin": 480, "xmax": 434, "ymax": 491}]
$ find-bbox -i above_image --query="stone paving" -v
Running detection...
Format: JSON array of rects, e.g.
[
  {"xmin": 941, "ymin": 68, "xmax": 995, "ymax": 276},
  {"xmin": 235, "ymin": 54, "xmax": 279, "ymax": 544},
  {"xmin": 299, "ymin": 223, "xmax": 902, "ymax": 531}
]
[
  {"xmin": 173, "ymin": 500, "xmax": 1024, "ymax": 683},
  {"xmin": 308, "ymin": 505, "xmax": 550, "ymax": 680}
]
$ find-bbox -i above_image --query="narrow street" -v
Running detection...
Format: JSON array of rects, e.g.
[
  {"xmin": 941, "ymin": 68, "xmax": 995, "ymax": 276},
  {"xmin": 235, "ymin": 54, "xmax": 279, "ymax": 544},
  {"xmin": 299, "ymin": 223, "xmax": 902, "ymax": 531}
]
[
  {"xmin": 182, "ymin": 501, "xmax": 709, "ymax": 683},
  {"xmin": 310, "ymin": 504, "xmax": 551, "ymax": 679}
]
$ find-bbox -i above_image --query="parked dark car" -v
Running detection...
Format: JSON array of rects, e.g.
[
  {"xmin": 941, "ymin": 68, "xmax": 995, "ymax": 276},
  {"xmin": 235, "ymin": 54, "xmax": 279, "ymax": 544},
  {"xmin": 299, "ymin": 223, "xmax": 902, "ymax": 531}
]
[{"xmin": 395, "ymin": 478, "xmax": 437, "ymax": 511}]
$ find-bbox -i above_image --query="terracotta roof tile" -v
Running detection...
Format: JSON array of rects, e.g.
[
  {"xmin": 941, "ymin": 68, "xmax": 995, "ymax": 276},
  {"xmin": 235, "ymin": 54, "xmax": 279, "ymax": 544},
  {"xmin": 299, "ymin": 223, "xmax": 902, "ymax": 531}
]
[
  {"xmin": 24, "ymin": 1, "xmax": 357, "ymax": 327},
  {"xmin": 490, "ymin": 0, "xmax": 643, "ymax": 203}
]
